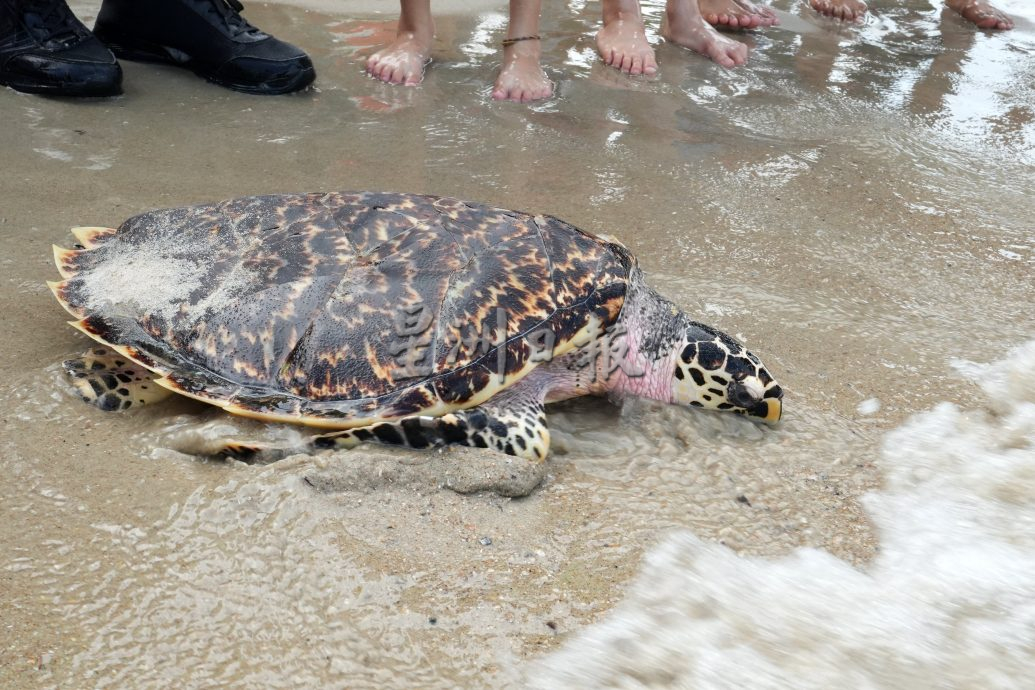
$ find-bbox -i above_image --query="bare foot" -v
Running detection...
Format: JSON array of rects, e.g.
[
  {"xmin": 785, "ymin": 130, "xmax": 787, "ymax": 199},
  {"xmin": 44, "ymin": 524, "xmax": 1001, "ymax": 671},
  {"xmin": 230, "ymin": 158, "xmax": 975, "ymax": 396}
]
[
  {"xmin": 699, "ymin": 0, "xmax": 779, "ymax": 30},
  {"xmin": 493, "ymin": 40, "xmax": 553, "ymax": 102},
  {"xmin": 663, "ymin": 1, "xmax": 749, "ymax": 68},
  {"xmin": 946, "ymin": 0, "xmax": 1013, "ymax": 29},
  {"xmin": 596, "ymin": 8, "xmax": 659, "ymax": 76},
  {"xmin": 809, "ymin": 0, "xmax": 867, "ymax": 21},
  {"xmin": 366, "ymin": 31, "xmax": 432, "ymax": 85}
]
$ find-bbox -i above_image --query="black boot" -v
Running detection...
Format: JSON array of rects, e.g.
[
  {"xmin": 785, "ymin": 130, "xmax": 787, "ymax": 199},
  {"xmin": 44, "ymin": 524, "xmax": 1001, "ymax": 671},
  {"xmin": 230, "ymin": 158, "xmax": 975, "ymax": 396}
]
[
  {"xmin": 93, "ymin": 0, "xmax": 315, "ymax": 95},
  {"xmin": 0, "ymin": 0, "xmax": 122, "ymax": 96}
]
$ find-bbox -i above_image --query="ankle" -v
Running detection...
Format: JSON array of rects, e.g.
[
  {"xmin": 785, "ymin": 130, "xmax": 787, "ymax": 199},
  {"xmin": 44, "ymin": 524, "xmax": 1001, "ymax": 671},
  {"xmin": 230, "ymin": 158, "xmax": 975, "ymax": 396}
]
[
  {"xmin": 502, "ymin": 47, "xmax": 541, "ymax": 67},
  {"xmin": 602, "ymin": 0, "xmax": 644, "ymax": 24},
  {"xmin": 502, "ymin": 36, "xmax": 541, "ymax": 59},
  {"xmin": 665, "ymin": 1, "xmax": 699, "ymax": 25},
  {"xmin": 396, "ymin": 18, "xmax": 434, "ymax": 45}
]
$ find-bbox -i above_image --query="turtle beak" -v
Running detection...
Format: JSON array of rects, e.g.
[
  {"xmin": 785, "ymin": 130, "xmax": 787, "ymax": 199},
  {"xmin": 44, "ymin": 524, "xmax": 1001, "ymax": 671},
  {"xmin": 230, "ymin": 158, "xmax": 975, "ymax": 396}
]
[
  {"xmin": 731, "ymin": 378, "xmax": 783, "ymax": 425},
  {"xmin": 743, "ymin": 396, "xmax": 781, "ymax": 425}
]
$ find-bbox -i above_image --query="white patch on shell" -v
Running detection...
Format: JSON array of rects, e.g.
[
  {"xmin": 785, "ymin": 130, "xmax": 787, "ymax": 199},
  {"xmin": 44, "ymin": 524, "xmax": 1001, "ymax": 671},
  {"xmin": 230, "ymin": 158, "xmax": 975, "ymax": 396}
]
[
  {"xmin": 79, "ymin": 236, "xmax": 260, "ymax": 326},
  {"xmin": 81, "ymin": 243, "xmax": 202, "ymax": 319}
]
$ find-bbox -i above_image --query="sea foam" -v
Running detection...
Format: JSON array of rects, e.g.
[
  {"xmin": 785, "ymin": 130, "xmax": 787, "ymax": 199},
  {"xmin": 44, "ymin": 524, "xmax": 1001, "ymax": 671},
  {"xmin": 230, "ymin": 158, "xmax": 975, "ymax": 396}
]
[{"xmin": 530, "ymin": 340, "xmax": 1035, "ymax": 689}]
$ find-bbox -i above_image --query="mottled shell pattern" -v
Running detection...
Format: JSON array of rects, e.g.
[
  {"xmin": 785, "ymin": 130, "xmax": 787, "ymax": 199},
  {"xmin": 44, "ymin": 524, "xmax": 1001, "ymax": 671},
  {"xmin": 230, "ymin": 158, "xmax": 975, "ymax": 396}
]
[{"xmin": 52, "ymin": 193, "xmax": 634, "ymax": 428}]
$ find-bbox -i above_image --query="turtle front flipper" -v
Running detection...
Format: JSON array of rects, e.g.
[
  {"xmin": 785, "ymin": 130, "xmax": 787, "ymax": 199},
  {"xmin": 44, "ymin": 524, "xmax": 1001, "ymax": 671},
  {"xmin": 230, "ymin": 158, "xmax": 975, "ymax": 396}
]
[
  {"xmin": 63, "ymin": 347, "xmax": 173, "ymax": 411},
  {"xmin": 319, "ymin": 399, "xmax": 550, "ymax": 462},
  {"xmin": 221, "ymin": 394, "xmax": 551, "ymax": 463}
]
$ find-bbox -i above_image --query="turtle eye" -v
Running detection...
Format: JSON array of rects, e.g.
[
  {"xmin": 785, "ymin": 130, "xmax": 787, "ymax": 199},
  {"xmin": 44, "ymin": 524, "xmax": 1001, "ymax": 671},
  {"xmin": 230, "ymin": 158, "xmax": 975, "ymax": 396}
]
[{"xmin": 728, "ymin": 382, "xmax": 758, "ymax": 407}]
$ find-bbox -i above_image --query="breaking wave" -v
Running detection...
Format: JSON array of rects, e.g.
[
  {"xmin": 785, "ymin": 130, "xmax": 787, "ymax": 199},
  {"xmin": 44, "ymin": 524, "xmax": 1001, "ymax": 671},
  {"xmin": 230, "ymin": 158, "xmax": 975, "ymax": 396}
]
[{"xmin": 530, "ymin": 339, "xmax": 1035, "ymax": 689}]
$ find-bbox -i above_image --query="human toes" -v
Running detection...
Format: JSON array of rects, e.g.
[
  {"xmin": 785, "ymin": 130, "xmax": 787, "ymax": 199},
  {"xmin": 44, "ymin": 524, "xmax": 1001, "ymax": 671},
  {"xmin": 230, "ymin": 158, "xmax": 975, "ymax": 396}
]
[
  {"xmin": 372, "ymin": 57, "xmax": 402, "ymax": 83},
  {"xmin": 731, "ymin": 43, "xmax": 748, "ymax": 65},
  {"xmin": 491, "ymin": 80, "xmax": 514, "ymax": 101},
  {"xmin": 993, "ymin": 13, "xmax": 1014, "ymax": 29},
  {"xmin": 643, "ymin": 53, "xmax": 658, "ymax": 75},
  {"xmin": 739, "ymin": 14, "xmax": 761, "ymax": 29},
  {"xmin": 980, "ymin": 16, "xmax": 1012, "ymax": 29},
  {"xmin": 392, "ymin": 62, "xmax": 418, "ymax": 85},
  {"xmin": 401, "ymin": 68, "xmax": 422, "ymax": 85},
  {"xmin": 756, "ymin": 5, "xmax": 779, "ymax": 25},
  {"xmin": 715, "ymin": 40, "xmax": 747, "ymax": 67},
  {"xmin": 382, "ymin": 62, "xmax": 403, "ymax": 84},
  {"xmin": 365, "ymin": 55, "xmax": 385, "ymax": 79},
  {"xmin": 711, "ymin": 47, "xmax": 735, "ymax": 68},
  {"xmin": 846, "ymin": 2, "xmax": 868, "ymax": 20},
  {"xmin": 369, "ymin": 60, "xmax": 391, "ymax": 82},
  {"xmin": 973, "ymin": 9, "xmax": 1013, "ymax": 30}
]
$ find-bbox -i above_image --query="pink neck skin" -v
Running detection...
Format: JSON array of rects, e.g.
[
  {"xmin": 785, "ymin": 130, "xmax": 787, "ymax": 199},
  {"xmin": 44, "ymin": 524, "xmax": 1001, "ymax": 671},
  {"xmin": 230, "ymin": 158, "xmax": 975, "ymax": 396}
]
[
  {"xmin": 600, "ymin": 314, "xmax": 678, "ymax": 404},
  {"xmin": 534, "ymin": 282, "xmax": 684, "ymax": 406},
  {"xmin": 538, "ymin": 308, "xmax": 679, "ymax": 405}
]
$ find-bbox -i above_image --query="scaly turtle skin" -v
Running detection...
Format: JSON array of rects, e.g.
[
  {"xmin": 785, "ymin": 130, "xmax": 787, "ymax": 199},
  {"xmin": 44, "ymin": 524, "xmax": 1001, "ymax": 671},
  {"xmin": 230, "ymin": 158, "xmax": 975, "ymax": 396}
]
[{"xmin": 50, "ymin": 192, "xmax": 783, "ymax": 462}]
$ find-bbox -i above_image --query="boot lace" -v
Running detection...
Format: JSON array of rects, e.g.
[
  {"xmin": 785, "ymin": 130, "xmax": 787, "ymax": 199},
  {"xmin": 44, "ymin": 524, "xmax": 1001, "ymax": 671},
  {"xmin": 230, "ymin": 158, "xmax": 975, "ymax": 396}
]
[
  {"xmin": 204, "ymin": 0, "xmax": 264, "ymax": 38},
  {"xmin": 22, "ymin": 0, "xmax": 84, "ymax": 45}
]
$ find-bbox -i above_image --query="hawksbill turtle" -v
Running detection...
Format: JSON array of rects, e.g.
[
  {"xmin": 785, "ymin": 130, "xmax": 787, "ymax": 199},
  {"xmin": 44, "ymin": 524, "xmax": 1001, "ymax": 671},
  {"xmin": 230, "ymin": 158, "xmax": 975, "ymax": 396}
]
[{"xmin": 50, "ymin": 192, "xmax": 783, "ymax": 462}]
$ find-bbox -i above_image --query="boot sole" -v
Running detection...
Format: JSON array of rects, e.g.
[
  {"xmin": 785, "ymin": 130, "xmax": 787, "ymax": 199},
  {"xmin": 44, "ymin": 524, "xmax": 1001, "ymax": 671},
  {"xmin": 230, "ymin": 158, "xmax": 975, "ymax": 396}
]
[
  {"xmin": 100, "ymin": 35, "xmax": 315, "ymax": 96},
  {"xmin": 1, "ymin": 72, "xmax": 122, "ymax": 97}
]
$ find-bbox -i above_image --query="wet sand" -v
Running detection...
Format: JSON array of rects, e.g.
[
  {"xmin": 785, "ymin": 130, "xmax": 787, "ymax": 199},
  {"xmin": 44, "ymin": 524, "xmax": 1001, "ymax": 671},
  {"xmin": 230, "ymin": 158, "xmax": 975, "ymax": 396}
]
[{"xmin": 1, "ymin": 0, "xmax": 1033, "ymax": 686}]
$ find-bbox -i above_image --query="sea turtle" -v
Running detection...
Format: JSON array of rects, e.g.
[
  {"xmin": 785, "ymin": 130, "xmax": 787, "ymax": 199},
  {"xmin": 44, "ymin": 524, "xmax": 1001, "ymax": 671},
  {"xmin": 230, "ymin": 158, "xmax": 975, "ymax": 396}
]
[{"xmin": 50, "ymin": 192, "xmax": 783, "ymax": 462}]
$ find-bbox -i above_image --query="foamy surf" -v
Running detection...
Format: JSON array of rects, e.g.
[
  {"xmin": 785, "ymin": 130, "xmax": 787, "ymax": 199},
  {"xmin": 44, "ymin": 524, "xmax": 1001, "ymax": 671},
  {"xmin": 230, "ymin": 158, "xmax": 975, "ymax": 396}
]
[{"xmin": 529, "ymin": 340, "xmax": 1035, "ymax": 689}]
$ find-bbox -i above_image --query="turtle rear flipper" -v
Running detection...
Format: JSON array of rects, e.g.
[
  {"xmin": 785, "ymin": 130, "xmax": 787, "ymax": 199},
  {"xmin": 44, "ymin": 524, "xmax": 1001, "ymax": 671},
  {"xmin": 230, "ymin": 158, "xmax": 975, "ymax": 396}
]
[
  {"xmin": 63, "ymin": 347, "xmax": 173, "ymax": 411},
  {"xmin": 217, "ymin": 385, "xmax": 551, "ymax": 463}
]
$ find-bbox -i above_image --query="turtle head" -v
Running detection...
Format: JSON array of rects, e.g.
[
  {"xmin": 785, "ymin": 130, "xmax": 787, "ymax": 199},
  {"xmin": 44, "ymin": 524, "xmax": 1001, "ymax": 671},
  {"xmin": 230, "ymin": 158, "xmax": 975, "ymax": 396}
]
[{"xmin": 671, "ymin": 322, "xmax": 783, "ymax": 424}]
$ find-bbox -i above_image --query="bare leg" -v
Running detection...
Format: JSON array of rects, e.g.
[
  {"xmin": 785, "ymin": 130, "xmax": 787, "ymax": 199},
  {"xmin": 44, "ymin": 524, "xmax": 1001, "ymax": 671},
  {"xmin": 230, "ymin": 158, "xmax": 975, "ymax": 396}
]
[
  {"xmin": 597, "ymin": 0, "xmax": 659, "ymax": 76},
  {"xmin": 699, "ymin": 0, "xmax": 779, "ymax": 29},
  {"xmin": 662, "ymin": 0, "xmax": 749, "ymax": 68},
  {"xmin": 946, "ymin": 0, "xmax": 1013, "ymax": 29},
  {"xmin": 365, "ymin": 0, "xmax": 435, "ymax": 85},
  {"xmin": 808, "ymin": 0, "xmax": 867, "ymax": 21},
  {"xmin": 493, "ymin": 0, "xmax": 553, "ymax": 102}
]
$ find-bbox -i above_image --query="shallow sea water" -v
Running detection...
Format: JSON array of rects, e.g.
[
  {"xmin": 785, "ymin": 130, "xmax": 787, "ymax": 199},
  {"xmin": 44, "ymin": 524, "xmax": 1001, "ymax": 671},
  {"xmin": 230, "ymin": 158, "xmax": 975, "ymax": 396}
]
[
  {"xmin": 532, "ymin": 339, "xmax": 1035, "ymax": 689},
  {"xmin": 0, "ymin": 0, "xmax": 1033, "ymax": 687}
]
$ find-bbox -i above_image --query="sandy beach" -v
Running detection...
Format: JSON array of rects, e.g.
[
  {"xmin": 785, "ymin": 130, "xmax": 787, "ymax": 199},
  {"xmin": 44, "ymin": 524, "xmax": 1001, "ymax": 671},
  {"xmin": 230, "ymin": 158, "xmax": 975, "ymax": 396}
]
[{"xmin": 1, "ymin": 0, "xmax": 1033, "ymax": 687}]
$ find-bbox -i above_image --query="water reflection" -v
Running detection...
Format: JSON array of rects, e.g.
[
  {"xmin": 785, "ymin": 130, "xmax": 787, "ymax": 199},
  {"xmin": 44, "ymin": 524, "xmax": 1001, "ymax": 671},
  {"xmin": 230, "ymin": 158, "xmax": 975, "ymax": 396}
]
[
  {"xmin": 781, "ymin": 0, "xmax": 1035, "ymax": 143},
  {"xmin": 309, "ymin": 0, "xmax": 1035, "ymax": 162}
]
